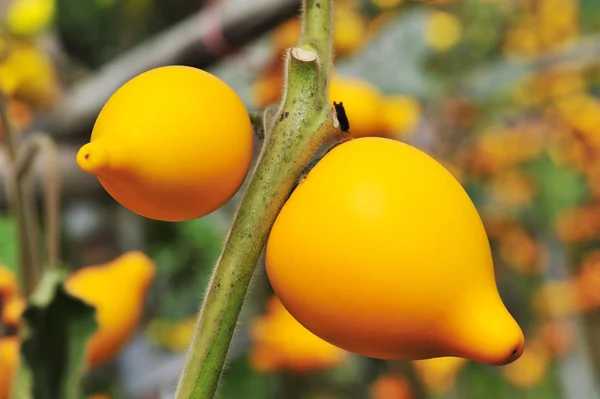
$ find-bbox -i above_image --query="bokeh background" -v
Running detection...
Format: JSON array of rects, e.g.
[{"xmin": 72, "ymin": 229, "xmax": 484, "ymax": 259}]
[{"xmin": 1, "ymin": 0, "xmax": 600, "ymax": 398}]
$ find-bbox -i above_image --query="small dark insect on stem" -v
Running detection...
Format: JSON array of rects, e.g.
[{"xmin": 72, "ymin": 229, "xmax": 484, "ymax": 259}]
[{"xmin": 333, "ymin": 101, "xmax": 350, "ymax": 132}]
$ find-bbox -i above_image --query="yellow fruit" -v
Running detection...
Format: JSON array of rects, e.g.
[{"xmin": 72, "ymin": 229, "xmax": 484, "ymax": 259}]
[
  {"xmin": 249, "ymin": 296, "xmax": 348, "ymax": 372},
  {"xmin": 64, "ymin": 251, "xmax": 156, "ymax": 368},
  {"xmin": 5, "ymin": 0, "xmax": 55, "ymax": 37},
  {"xmin": 266, "ymin": 137, "xmax": 524, "ymax": 365},
  {"xmin": 76, "ymin": 66, "xmax": 253, "ymax": 222},
  {"xmin": 329, "ymin": 76, "xmax": 387, "ymax": 137},
  {"xmin": 0, "ymin": 337, "xmax": 19, "ymax": 399}
]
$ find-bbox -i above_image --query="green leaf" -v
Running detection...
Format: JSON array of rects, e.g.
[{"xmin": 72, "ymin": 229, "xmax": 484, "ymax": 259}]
[
  {"xmin": 0, "ymin": 214, "xmax": 18, "ymax": 273},
  {"xmin": 218, "ymin": 354, "xmax": 273, "ymax": 399},
  {"xmin": 13, "ymin": 269, "xmax": 98, "ymax": 399},
  {"xmin": 524, "ymin": 154, "xmax": 588, "ymax": 227}
]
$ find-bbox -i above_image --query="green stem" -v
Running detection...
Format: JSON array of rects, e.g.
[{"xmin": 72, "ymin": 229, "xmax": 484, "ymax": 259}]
[{"xmin": 174, "ymin": 1, "xmax": 339, "ymax": 398}]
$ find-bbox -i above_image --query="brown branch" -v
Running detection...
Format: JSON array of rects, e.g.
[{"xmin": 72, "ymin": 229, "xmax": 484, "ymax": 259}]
[
  {"xmin": 36, "ymin": 0, "xmax": 300, "ymax": 138},
  {"xmin": 14, "ymin": 134, "xmax": 62, "ymax": 268},
  {"xmin": 0, "ymin": 92, "xmax": 41, "ymax": 296},
  {"xmin": 0, "ymin": 145, "xmax": 99, "ymax": 208}
]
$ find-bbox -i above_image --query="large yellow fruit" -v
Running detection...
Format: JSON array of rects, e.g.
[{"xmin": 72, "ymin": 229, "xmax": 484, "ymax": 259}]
[
  {"xmin": 266, "ymin": 137, "xmax": 524, "ymax": 365},
  {"xmin": 64, "ymin": 251, "xmax": 156, "ymax": 368},
  {"xmin": 77, "ymin": 66, "xmax": 253, "ymax": 222}
]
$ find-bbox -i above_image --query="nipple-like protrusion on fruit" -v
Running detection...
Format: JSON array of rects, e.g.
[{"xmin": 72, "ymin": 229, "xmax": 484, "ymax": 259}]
[
  {"xmin": 76, "ymin": 143, "xmax": 110, "ymax": 175},
  {"xmin": 450, "ymin": 294, "xmax": 525, "ymax": 366}
]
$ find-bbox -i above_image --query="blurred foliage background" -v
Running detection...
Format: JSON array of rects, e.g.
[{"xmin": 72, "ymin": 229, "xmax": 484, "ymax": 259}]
[{"xmin": 1, "ymin": 0, "xmax": 600, "ymax": 398}]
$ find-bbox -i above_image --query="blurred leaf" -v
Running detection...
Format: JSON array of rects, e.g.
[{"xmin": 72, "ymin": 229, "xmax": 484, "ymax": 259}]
[
  {"xmin": 219, "ymin": 354, "xmax": 273, "ymax": 399},
  {"xmin": 524, "ymin": 154, "xmax": 588, "ymax": 227},
  {"xmin": 0, "ymin": 215, "xmax": 18, "ymax": 273},
  {"xmin": 456, "ymin": 361, "xmax": 561, "ymax": 399},
  {"xmin": 179, "ymin": 216, "xmax": 225, "ymax": 260},
  {"xmin": 147, "ymin": 216, "xmax": 225, "ymax": 321},
  {"xmin": 339, "ymin": 9, "xmax": 434, "ymax": 98},
  {"xmin": 14, "ymin": 269, "xmax": 97, "ymax": 399},
  {"xmin": 55, "ymin": 0, "xmax": 120, "ymax": 67}
]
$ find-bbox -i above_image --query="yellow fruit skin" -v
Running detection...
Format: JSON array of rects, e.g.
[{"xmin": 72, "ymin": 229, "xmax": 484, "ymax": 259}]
[
  {"xmin": 266, "ymin": 137, "xmax": 524, "ymax": 365},
  {"xmin": 64, "ymin": 251, "xmax": 156, "ymax": 368},
  {"xmin": 77, "ymin": 66, "xmax": 253, "ymax": 222},
  {"xmin": 0, "ymin": 337, "xmax": 19, "ymax": 399}
]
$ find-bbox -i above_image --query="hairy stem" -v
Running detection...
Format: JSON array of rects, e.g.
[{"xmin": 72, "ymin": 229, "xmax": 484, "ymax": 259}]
[
  {"xmin": 0, "ymin": 93, "xmax": 41, "ymax": 296},
  {"xmin": 174, "ymin": 1, "xmax": 339, "ymax": 398}
]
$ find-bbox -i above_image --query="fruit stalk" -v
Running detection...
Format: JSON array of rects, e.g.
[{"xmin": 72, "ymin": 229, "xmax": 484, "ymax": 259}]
[{"xmin": 174, "ymin": 1, "xmax": 340, "ymax": 398}]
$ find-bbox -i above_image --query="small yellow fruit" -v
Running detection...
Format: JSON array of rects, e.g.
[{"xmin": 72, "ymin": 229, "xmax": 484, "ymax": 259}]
[
  {"xmin": 266, "ymin": 137, "xmax": 524, "ymax": 365},
  {"xmin": 64, "ymin": 251, "xmax": 156, "ymax": 368},
  {"xmin": 77, "ymin": 66, "xmax": 253, "ymax": 222}
]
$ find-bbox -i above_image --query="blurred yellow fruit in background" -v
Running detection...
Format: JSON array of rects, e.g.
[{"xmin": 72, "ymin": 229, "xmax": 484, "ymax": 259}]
[
  {"xmin": 539, "ymin": 320, "xmax": 575, "ymax": 358},
  {"xmin": 5, "ymin": 0, "xmax": 55, "ymax": 37},
  {"xmin": 64, "ymin": 251, "xmax": 156, "ymax": 368},
  {"xmin": 249, "ymin": 296, "xmax": 348, "ymax": 373},
  {"xmin": 329, "ymin": 75, "xmax": 387, "ymax": 137},
  {"xmin": 369, "ymin": 374, "xmax": 412, "ymax": 399},
  {"xmin": 332, "ymin": 7, "xmax": 368, "ymax": 56},
  {"xmin": 371, "ymin": 0, "xmax": 404, "ymax": 10},
  {"xmin": 502, "ymin": 338, "xmax": 549, "ymax": 388},
  {"xmin": 0, "ymin": 38, "xmax": 59, "ymax": 109},
  {"xmin": 533, "ymin": 280, "xmax": 581, "ymax": 318},
  {"xmin": 426, "ymin": 11, "xmax": 462, "ymax": 52},
  {"xmin": 0, "ymin": 266, "xmax": 25, "ymax": 327},
  {"xmin": 0, "ymin": 337, "xmax": 19, "ymax": 399},
  {"xmin": 146, "ymin": 316, "xmax": 196, "ymax": 352},
  {"xmin": 271, "ymin": 6, "xmax": 368, "ymax": 59},
  {"xmin": 413, "ymin": 357, "xmax": 467, "ymax": 393},
  {"xmin": 383, "ymin": 95, "xmax": 421, "ymax": 138},
  {"xmin": 0, "ymin": 266, "xmax": 19, "ymax": 303}
]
